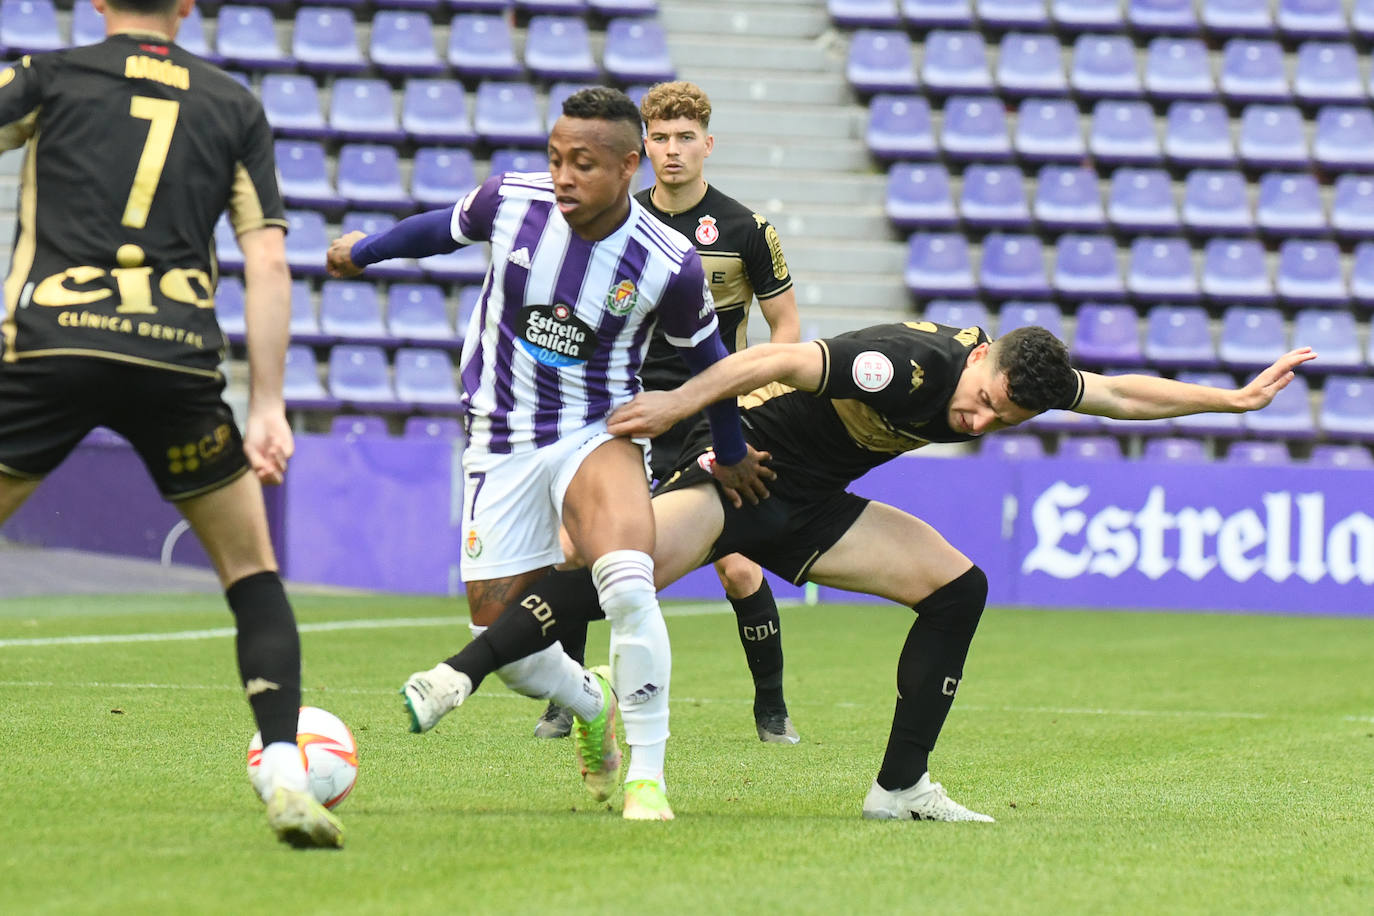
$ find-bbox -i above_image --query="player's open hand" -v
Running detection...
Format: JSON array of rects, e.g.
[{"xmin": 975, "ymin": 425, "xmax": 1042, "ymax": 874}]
[
  {"xmin": 243, "ymin": 406, "xmax": 295, "ymax": 486},
  {"xmin": 608, "ymin": 390, "xmax": 685, "ymax": 438},
  {"xmin": 326, "ymin": 231, "xmax": 368, "ymax": 278},
  {"xmin": 712, "ymin": 445, "xmax": 775, "ymax": 508},
  {"xmin": 1234, "ymin": 347, "xmax": 1317, "ymax": 412}
]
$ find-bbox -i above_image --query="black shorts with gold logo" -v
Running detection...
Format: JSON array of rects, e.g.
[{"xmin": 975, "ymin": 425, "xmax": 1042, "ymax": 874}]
[{"xmin": 0, "ymin": 356, "xmax": 247, "ymax": 500}]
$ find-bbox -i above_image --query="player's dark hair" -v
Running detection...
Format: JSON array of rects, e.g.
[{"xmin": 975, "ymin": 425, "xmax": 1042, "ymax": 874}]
[
  {"xmin": 561, "ymin": 87, "xmax": 643, "ymax": 156},
  {"xmin": 991, "ymin": 326, "xmax": 1079, "ymax": 413},
  {"xmin": 105, "ymin": 0, "xmax": 181, "ymax": 16}
]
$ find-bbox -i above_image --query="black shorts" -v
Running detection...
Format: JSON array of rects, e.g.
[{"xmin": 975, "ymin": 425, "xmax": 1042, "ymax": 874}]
[
  {"xmin": 0, "ymin": 356, "xmax": 248, "ymax": 501},
  {"xmin": 655, "ymin": 445, "xmax": 870, "ymax": 586},
  {"xmin": 647, "ymin": 412, "xmax": 702, "ymax": 484}
]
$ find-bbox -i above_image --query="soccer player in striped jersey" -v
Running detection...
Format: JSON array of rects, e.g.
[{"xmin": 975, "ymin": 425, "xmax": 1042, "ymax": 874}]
[{"xmin": 326, "ymin": 88, "xmax": 772, "ymax": 820}]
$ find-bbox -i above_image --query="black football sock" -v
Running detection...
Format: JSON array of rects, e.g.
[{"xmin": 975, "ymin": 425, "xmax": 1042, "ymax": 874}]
[
  {"xmin": 225, "ymin": 570, "xmax": 301, "ymax": 747},
  {"xmin": 445, "ymin": 568, "xmax": 603, "ymax": 691},
  {"xmin": 729, "ymin": 578, "xmax": 787, "ymax": 715},
  {"xmin": 558, "ymin": 611, "xmax": 589, "ymax": 667},
  {"xmin": 876, "ymin": 566, "xmax": 988, "ymax": 793}
]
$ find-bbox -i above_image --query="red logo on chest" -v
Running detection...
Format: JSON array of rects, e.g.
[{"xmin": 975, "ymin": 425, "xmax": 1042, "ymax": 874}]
[{"xmin": 695, "ymin": 216, "xmax": 719, "ymax": 245}]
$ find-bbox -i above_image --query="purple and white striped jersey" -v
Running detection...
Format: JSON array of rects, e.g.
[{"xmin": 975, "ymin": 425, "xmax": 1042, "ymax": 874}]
[{"xmin": 453, "ymin": 171, "xmax": 720, "ymax": 454}]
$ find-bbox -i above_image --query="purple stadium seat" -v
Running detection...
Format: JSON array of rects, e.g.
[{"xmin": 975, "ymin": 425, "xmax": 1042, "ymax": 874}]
[
  {"xmin": 330, "ymin": 78, "xmax": 404, "ymax": 143},
  {"xmin": 1015, "ymin": 98, "xmax": 1085, "ymax": 162},
  {"xmin": 1294, "ymin": 43, "xmax": 1364, "ymax": 104},
  {"xmin": 341, "ymin": 212, "xmax": 423, "ymax": 280},
  {"xmin": 320, "ymin": 280, "xmax": 391, "ymax": 345},
  {"xmin": 1073, "ymin": 303, "xmax": 1143, "ymax": 366},
  {"xmin": 996, "ymin": 32, "xmax": 1066, "ymax": 95},
  {"xmin": 1033, "ymin": 167, "xmax": 1103, "ymax": 232},
  {"xmin": 866, "ymin": 95, "xmax": 936, "ymax": 160},
  {"xmin": 370, "ymin": 11, "xmax": 444, "ymax": 75},
  {"xmin": 456, "ymin": 286, "xmax": 483, "ymax": 336},
  {"xmin": 330, "ymin": 345, "xmax": 404, "ymax": 411},
  {"xmin": 1219, "ymin": 305, "xmax": 1286, "ymax": 370},
  {"xmin": 924, "ymin": 299, "xmax": 991, "ymax": 329},
  {"xmin": 388, "ymin": 284, "xmax": 459, "ymax": 347},
  {"xmin": 176, "ymin": 6, "xmax": 216, "ymax": 62},
  {"xmin": 402, "ymin": 80, "xmax": 476, "ymax": 145},
  {"xmin": 590, "ymin": 0, "xmax": 658, "ymax": 14},
  {"xmin": 904, "ymin": 233, "xmax": 976, "ymax": 297},
  {"xmin": 1071, "ymin": 34, "xmax": 1141, "ymax": 97},
  {"xmin": 1143, "ymin": 437, "xmax": 1207, "ymax": 462},
  {"xmin": 1089, "ymin": 101, "xmax": 1161, "ymax": 164},
  {"xmin": 526, "ymin": 16, "xmax": 599, "ymax": 82},
  {"xmin": 1202, "ymin": 0, "xmax": 1275, "ymax": 36},
  {"xmin": 1204, "ymin": 239, "xmax": 1271, "ymax": 302},
  {"xmin": 1129, "ymin": 0, "xmax": 1198, "ymax": 33},
  {"xmin": 1357, "ymin": 0, "xmax": 1374, "ymax": 38},
  {"xmin": 293, "ymin": 8, "xmax": 366, "ymax": 73},
  {"xmin": 216, "ymin": 277, "xmax": 247, "ymax": 344},
  {"xmin": 1238, "ymin": 105, "xmax": 1308, "ymax": 169},
  {"xmin": 405, "ymin": 416, "xmax": 465, "ymax": 440},
  {"xmin": 998, "ymin": 300, "xmax": 1063, "ymax": 336},
  {"xmin": 830, "ymin": 0, "xmax": 902, "ymax": 26},
  {"xmin": 1128, "ymin": 237, "xmax": 1198, "ymax": 301},
  {"xmin": 1164, "ymin": 101, "xmax": 1234, "ymax": 166},
  {"xmin": 982, "ymin": 433, "xmax": 1045, "ymax": 459},
  {"xmin": 604, "ymin": 18, "xmax": 674, "ymax": 85},
  {"xmin": 1309, "ymin": 444, "xmax": 1374, "ymax": 468},
  {"xmin": 448, "ymin": 14, "xmax": 522, "ymax": 78},
  {"xmin": 488, "ymin": 149, "xmax": 549, "ymax": 174},
  {"xmin": 1293, "ymin": 310, "xmax": 1362, "ymax": 370},
  {"xmin": 1277, "ymin": 0, "xmax": 1347, "ymax": 38},
  {"xmin": 70, "ymin": 0, "xmax": 103, "ymax": 47},
  {"xmin": 1144, "ymin": 38, "xmax": 1213, "ymax": 99},
  {"xmin": 378, "ymin": 0, "xmax": 442, "ymax": 10},
  {"xmin": 1220, "ymin": 40, "xmax": 1289, "ymax": 101},
  {"xmin": 215, "ymin": 216, "xmax": 245, "ymax": 273},
  {"xmin": 419, "ymin": 245, "xmax": 489, "ymax": 283},
  {"xmin": 1256, "ymin": 173, "xmax": 1325, "ymax": 237},
  {"xmin": 275, "ymin": 140, "xmax": 344, "ymax": 211},
  {"xmin": 1245, "ymin": 376, "xmax": 1315, "ymax": 439},
  {"xmin": 412, "ymin": 148, "xmax": 478, "ymax": 209},
  {"xmin": 978, "ymin": 0, "xmax": 1050, "ymax": 28},
  {"xmin": 1108, "ymin": 168, "xmax": 1178, "ymax": 232},
  {"xmin": 1052, "ymin": 0, "xmax": 1124, "ymax": 31},
  {"xmin": 330, "ymin": 415, "xmax": 391, "ymax": 439},
  {"xmin": 289, "ymin": 280, "xmax": 328, "ymax": 345},
  {"xmin": 284, "ymin": 345, "xmax": 341, "ymax": 411},
  {"xmin": 1320, "ymin": 377, "xmax": 1374, "ymax": 441},
  {"xmin": 0, "ymin": 0, "xmax": 62, "ymax": 55},
  {"xmin": 1332, "ymin": 176, "xmax": 1374, "ymax": 240},
  {"xmin": 284, "ymin": 211, "xmax": 331, "ymax": 278},
  {"xmin": 449, "ymin": 0, "xmax": 516, "ymax": 9},
  {"xmin": 959, "ymin": 164, "xmax": 1031, "ymax": 229},
  {"xmin": 1172, "ymin": 371, "xmax": 1243, "ymax": 436},
  {"xmin": 922, "ymin": 30, "xmax": 992, "ymax": 92},
  {"xmin": 216, "ymin": 6, "xmax": 293, "ymax": 70},
  {"xmin": 980, "ymin": 234, "xmax": 1050, "ymax": 298},
  {"xmin": 1060, "ymin": 435, "xmax": 1123, "ymax": 461},
  {"xmin": 1313, "ymin": 107, "xmax": 1374, "ymax": 171},
  {"xmin": 474, "ymin": 83, "xmax": 544, "ymax": 147},
  {"xmin": 1144, "ymin": 304, "xmax": 1214, "ymax": 368},
  {"xmin": 902, "ymin": 0, "xmax": 974, "ymax": 27},
  {"xmin": 1354, "ymin": 243, "xmax": 1374, "ymax": 308},
  {"xmin": 1182, "ymin": 170, "xmax": 1252, "ymax": 234},
  {"xmin": 396, "ymin": 348, "xmax": 461, "ymax": 410},
  {"xmin": 1055, "ymin": 236, "xmax": 1123, "ymax": 299},
  {"xmin": 1226, "ymin": 441, "xmax": 1291, "ymax": 464},
  {"xmin": 1276, "ymin": 240, "xmax": 1345, "ymax": 305},
  {"xmin": 886, "ymin": 163, "xmax": 957, "ymax": 229},
  {"xmin": 846, "ymin": 29, "xmax": 918, "ymax": 94},
  {"xmin": 941, "ymin": 96, "xmax": 1011, "ymax": 160},
  {"xmin": 517, "ymin": 0, "xmax": 587, "ymax": 12},
  {"xmin": 337, "ymin": 144, "xmax": 413, "ymax": 212},
  {"xmin": 261, "ymin": 75, "xmax": 327, "ymax": 138}
]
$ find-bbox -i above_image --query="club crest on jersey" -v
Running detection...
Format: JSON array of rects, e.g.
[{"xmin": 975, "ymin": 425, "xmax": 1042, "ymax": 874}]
[
  {"xmin": 517, "ymin": 304, "xmax": 595, "ymax": 367},
  {"xmin": 695, "ymin": 215, "xmax": 719, "ymax": 245},
  {"xmin": 464, "ymin": 530, "xmax": 483, "ymax": 558},
  {"xmin": 852, "ymin": 351, "xmax": 895, "ymax": 392},
  {"xmin": 604, "ymin": 279, "xmax": 639, "ymax": 316}
]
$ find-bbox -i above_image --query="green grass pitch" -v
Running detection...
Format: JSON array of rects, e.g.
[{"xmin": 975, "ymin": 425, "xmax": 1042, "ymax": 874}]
[{"xmin": 2, "ymin": 592, "xmax": 1372, "ymax": 915}]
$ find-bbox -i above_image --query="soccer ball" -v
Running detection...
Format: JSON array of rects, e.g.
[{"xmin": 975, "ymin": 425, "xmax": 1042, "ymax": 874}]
[{"xmin": 247, "ymin": 706, "xmax": 358, "ymax": 809}]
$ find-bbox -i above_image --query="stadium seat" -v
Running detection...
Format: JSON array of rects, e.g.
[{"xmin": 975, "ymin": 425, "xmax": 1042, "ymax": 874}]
[
  {"xmin": 488, "ymin": 149, "xmax": 549, "ymax": 174},
  {"xmin": 604, "ymin": 18, "xmax": 674, "ymax": 84},
  {"xmin": 904, "ymin": 233, "xmax": 976, "ymax": 296},
  {"xmin": 330, "ymin": 78, "xmax": 405, "ymax": 143},
  {"xmin": 388, "ymin": 284, "xmax": 460, "ymax": 347},
  {"xmin": 1292, "ymin": 310, "xmax": 1362, "ymax": 370},
  {"xmin": 977, "ymin": 0, "xmax": 1050, "ymax": 29},
  {"xmin": 419, "ymin": 244, "xmax": 489, "ymax": 283},
  {"xmin": 1128, "ymin": 0, "xmax": 1198, "ymax": 33},
  {"xmin": 1308, "ymin": 443, "xmax": 1374, "ymax": 468},
  {"xmin": 284, "ymin": 211, "xmax": 331, "ymax": 277},
  {"xmin": 846, "ymin": 30, "xmax": 918, "ymax": 94},
  {"xmin": 404, "ymin": 416, "xmax": 465, "ymax": 440},
  {"xmin": 590, "ymin": 0, "xmax": 658, "ymax": 13},
  {"xmin": 330, "ymin": 415, "xmax": 391, "ymax": 440},
  {"xmin": 1256, "ymin": 173, "xmax": 1325, "ymax": 237},
  {"xmin": 1219, "ymin": 305, "xmax": 1286, "ymax": 370},
  {"xmin": 284, "ymin": 345, "xmax": 342, "ymax": 411},
  {"xmin": 395, "ymin": 348, "xmax": 462, "ymax": 410},
  {"xmin": 1128, "ymin": 236, "xmax": 1198, "ymax": 301},
  {"xmin": 370, "ymin": 11, "xmax": 444, "ymax": 75},
  {"xmin": 941, "ymin": 96, "xmax": 1011, "ymax": 160},
  {"xmin": 996, "ymin": 32, "xmax": 1066, "ymax": 96},
  {"xmin": 1220, "ymin": 40, "xmax": 1288, "ymax": 101},
  {"xmin": 866, "ymin": 95, "xmax": 936, "ymax": 160},
  {"xmin": 456, "ymin": 286, "xmax": 483, "ymax": 334},
  {"xmin": 175, "ymin": 5, "xmax": 216, "ymax": 62},
  {"xmin": 1072, "ymin": 303, "xmax": 1142, "ymax": 366},
  {"xmin": 340, "ymin": 212, "xmax": 423, "ymax": 280},
  {"xmin": 293, "ymin": 8, "xmax": 367, "ymax": 73},
  {"xmin": 1245, "ymin": 375, "xmax": 1315, "ymax": 439},
  {"xmin": 526, "ymin": 16, "xmax": 600, "ymax": 81},
  {"xmin": 70, "ymin": 0, "xmax": 104, "ymax": 47},
  {"xmin": 1173, "ymin": 371, "xmax": 1244, "ymax": 436},
  {"xmin": 1312, "ymin": 107, "xmax": 1374, "ymax": 171},
  {"xmin": 980, "ymin": 233, "xmax": 1050, "ymax": 297},
  {"xmin": 1276, "ymin": 240, "xmax": 1346, "ymax": 305},
  {"xmin": 1144, "ymin": 38, "xmax": 1213, "ymax": 99},
  {"xmin": 998, "ymin": 300, "xmax": 1063, "ymax": 336},
  {"xmin": 1203, "ymin": 239, "xmax": 1271, "ymax": 302},
  {"xmin": 215, "ymin": 216, "xmax": 245, "ymax": 273},
  {"xmin": 1071, "ymin": 34, "xmax": 1141, "ymax": 97},
  {"xmin": 289, "ymin": 280, "xmax": 328, "ymax": 345},
  {"xmin": 473, "ymin": 82, "xmax": 545, "ymax": 147},
  {"xmin": 1293, "ymin": 43, "xmax": 1364, "ymax": 104},
  {"xmin": 261, "ymin": 75, "xmax": 328, "ymax": 138},
  {"xmin": 1033, "ymin": 166, "xmax": 1106, "ymax": 231},
  {"xmin": 337, "ymin": 144, "xmax": 413, "ymax": 212},
  {"xmin": 448, "ymin": 0, "xmax": 515, "ymax": 8},
  {"xmin": 1238, "ymin": 105, "xmax": 1308, "ymax": 169},
  {"xmin": 1356, "ymin": 0, "xmax": 1374, "ymax": 38},
  {"xmin": 1353, "ymin": 243, "xmax": 1374, "ymax": 308},
  {"xmin": 1202, "ymin": 0, "xmax": 1275, "ymax": 36},
  {"xmin": 412, "ymin": 148, "xmax": 478, "ymax": 209},
  {"xmin": 1182, "ymin": 170, "xmax": 1252, "ymax": 234},
  {"xmin": 377, "ymin": 0, "xmax": 442, "ymax": 10},
  {"xmin": 829, "ymin": 0, "xmax": 903, "ymax": 27},
  {"xmin": 1089, "ymin": 101, "xmax": 1161, "ymax": 164},
  {"xmin": 1144, "ymin": 304, "xmax": 1214, "ymax": 368},
  {"xmin": 276, "ymin": 140, "xmax": 344, "ymax": 211},
  {"xmin": 1143, "ymin": 437, "xmax": 1207, "ymax": 462},
  {"xmin": 901, "ymin": 0, "xmax": 975, "ymax": 28},
  {"xmin": 959, "ymin": 164, "xmax": 1031, "ymax": 229},
  {"xmin": 320, "ymin": 280, "xmax": 391, "ymax": 345},
  {"xmin": 1060, "ymin": 435, "xmax": 1123, "ymax": 461},
  {"xmin": 216, "ymin": 6, "xmax": 293, "ymax": 70},
  {"xmin": 517, "ymin": 0, "xmax": 587, "ymax": 12},
  {"xmin": 924, "ymin": 299, "xmax": 991, "ymax": 329},
  {"xmin": 885, "ymin": 163, "xmax": 958, "ymax": 229},
  {"xmin": 3, "ymin": 0, "xmax": 64, "ymax": 54},
  {"xmin": 1108, "ymin": 168, "xmax": 1178, "ymax": 232},
  {"xmin": 448, "ymin": 14, "xmax": 523, "ymax": 78},
  {"xmin": 402, "ymin": 80, "xmax": 476, "ymax": 145},
  {"xmin": 1163, "ymin": 101, "xmax": 1234, "ymax": 166},
  {"xmin": 1055, "ymin": 235, "xmax": 1124, "ymax": 299},
  {"xmin": 982, "ymin": 433, "xmax": 1045, "ymax": 459},
  {"xmin": 1320, "ymin": 377, "xmax": 1374, "ymax": 441},
  {"xmin": 922, "ymin": 30, "xmax": 992, "ymax": 92},
  {"xmin": 1276, "ymin": 0, "xmax": 1347, "ymax": 38},
  {"xmin": 329, "ymin": 345, "xmax": 405, "ymax": 411},
  {"xmin": 1226, "ymin": 440, "xmax": 1291, "ymax": 464},
  {"xmin": 1331, "ymin": 176, "xmax": 1374, "ymax": 240},
  {"xmin": 1052, "ymin": 0, "xmax": 1124, "ymax": 31},
  {"xmin": 216, "ymin": 277, "xmax": 247, "ymax": 344},
  {"xmin": 1014, "ymin": 98, "xmax": 1085, "ymax": 162}
]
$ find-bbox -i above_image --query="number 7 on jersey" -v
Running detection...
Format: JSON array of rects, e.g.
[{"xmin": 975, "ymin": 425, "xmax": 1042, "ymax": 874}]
[{"xmin": 122, "ymin": 96, "xmax": 180, "ymax": 229}]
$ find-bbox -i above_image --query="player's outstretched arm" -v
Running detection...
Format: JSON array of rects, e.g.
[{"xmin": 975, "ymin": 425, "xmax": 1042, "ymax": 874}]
[
  {"xmin": 326, "ymin": 206, "xmax": 460, "ymax": 278},
  {"xmin": 239, "ymin": 226, "xmax": 294, "ymax": 485},
  {"xmin": 1075, "ymin": 347, "xmax": 1317, "ymax": 420}
]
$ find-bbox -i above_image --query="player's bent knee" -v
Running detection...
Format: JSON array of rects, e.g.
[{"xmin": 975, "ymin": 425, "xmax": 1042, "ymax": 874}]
[{"xmin": 913, "ymin": 565, "xmax": 988, "ymax": 634}]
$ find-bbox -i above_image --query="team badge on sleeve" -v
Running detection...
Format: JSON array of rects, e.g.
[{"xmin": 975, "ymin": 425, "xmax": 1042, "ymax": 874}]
[
  {"xmin": 605, "ymin": 278, "xmax": 639, "ymax": 316},
  {"xmin": 695, "ymin": 215, "xmax": 719, "ymax": 245},
  {"xmin": 852, "ymin": 351, "xmax": 895, "ymax": 392}
]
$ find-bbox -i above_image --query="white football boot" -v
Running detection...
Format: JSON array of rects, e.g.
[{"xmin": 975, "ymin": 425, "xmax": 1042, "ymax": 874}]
[
  {"xmin": 400, "ymin": 663, "xmax": 472, "ymax": 733},
  {"xmin": 861, "ymin": 773, "xmax": 995, "ymax": 822}
]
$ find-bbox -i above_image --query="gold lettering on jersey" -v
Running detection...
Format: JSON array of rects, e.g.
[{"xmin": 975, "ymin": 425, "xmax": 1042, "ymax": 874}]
[
  {"xmin": 136, "ymin": 321, "xmax": 204, "ymax": 349},
  {"xmin": 954, "ymin": 326, "xmax": 980, "ymax": 347},
  {"xmin": 909, "ymin": 360, "xmax": 924, "ymax": 393},
  {"xmin": 124, "ymin": 55, "xmax": 189, "ymax": 91},
  {"xmin": 33, "ymin": 266, "xmax": 111, "ymax": 307},
  {"xmin": 58, "ymin": 311, "xmax": 133, "ymax": 333},
  {"xmin": 751, "ymin": 213, "xmax": 766, "ymax": 229},
  {"xmin": 112, "ymin": 245, "xmax": 155, "ymax": 314},
  {"xmin": 699, "ymin": 252, "xmax": 751, "ymax": 309},
  {"xmin": 904, "ymin": 321, "xmax": 938, "ymax": 333},
  {"xmin": 831, "ymin": 399, "xmax": 928, "ymax": 454},
  {"xmin": 0, "ymin": 67, "xmax": 15, "ymax": 89},
  {"xmin": 764, "ymin": 225, "xmax": 788, "ymax": 281},
  {"xmin": 160, "ymin": 268, "xmax": 214, "ymax": 309}
]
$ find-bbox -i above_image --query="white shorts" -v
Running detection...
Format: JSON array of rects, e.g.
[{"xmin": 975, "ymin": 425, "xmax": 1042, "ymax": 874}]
[{"xmin": 459, "ymin": 422, "xmax": 649, "ymax": 581}]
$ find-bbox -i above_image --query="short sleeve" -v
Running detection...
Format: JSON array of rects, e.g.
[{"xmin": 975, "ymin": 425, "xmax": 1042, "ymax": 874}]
[
  {"xmin": 451, "ymin": 173, "xmax": 503, "ymax": 244},
  {"xmin": 0, "ymin": 56, "xmax": 44, "ymax": 153},
  {"xmin": 815, "ymin": 328, "xmax": 959, "ymax": 421},
  {"xmin": 656, "ymin": 249, "xmax": 720, "ymax": 349},
  {"xmin": 228, "ymin": 102, "xmax": 287, "ymax": 234},
  {"xmin": 741, "ymin": 212, "xmax": 793, "ymax": 301}
]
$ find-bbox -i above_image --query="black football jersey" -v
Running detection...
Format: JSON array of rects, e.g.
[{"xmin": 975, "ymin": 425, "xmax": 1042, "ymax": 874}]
[{"xmin": 0, "ymin": 32, "xmax": 286, "ymax": 376}]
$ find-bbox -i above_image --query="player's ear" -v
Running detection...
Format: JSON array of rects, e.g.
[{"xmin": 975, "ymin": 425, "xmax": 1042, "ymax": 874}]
[
  {"xmin": 966, "ymin": 342, "xmax": 991, "ymax": 367},
  {"xmin": 703, "ymin": 133, "xmax": 715, "ymax": 158},
  {"xmin": 177, "ymin": 0, "xmax": 195, "ymax": 21}
]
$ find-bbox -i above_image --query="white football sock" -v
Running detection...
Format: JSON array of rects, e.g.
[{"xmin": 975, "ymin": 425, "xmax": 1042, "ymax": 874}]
[
  {"xmin": 256, "ymin": 740, "xmax": 308, "ymax": 802},
  {"xmin": 494, "ymin": 641, "xmax": 604, "ymax": 721}
]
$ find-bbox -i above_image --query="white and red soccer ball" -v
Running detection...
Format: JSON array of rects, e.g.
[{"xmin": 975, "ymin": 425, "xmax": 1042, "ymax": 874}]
[{"xmin": 247, "ymin": 706, "xmax": 358, "ymax": 809}]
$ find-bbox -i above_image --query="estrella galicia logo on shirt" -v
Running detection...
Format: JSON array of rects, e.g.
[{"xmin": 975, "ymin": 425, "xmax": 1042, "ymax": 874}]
[
  {"xmin": 517, "ymin": 303, "xmax": 596, "ymax": 367},
  {"xmin": 604, "ymin": 278, "xmax": 639, "ymax": 316}
]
